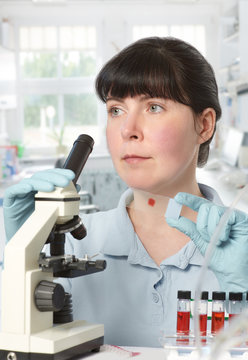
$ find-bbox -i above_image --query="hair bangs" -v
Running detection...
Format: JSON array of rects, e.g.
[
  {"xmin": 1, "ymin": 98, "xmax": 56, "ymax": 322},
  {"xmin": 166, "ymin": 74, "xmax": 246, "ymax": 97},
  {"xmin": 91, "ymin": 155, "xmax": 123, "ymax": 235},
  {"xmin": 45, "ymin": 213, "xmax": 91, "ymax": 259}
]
[{"xmin": 96, "ymin": 49, "xmax": 189, "ymax": 105}]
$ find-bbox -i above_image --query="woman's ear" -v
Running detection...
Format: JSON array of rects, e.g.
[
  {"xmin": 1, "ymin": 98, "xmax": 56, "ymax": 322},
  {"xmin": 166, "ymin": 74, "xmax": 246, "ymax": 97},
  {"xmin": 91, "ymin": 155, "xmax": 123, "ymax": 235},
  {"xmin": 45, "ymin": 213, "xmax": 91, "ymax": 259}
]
[{"xmin": 197, "ymin": 108, "xmax": 216, "ymax": 144}]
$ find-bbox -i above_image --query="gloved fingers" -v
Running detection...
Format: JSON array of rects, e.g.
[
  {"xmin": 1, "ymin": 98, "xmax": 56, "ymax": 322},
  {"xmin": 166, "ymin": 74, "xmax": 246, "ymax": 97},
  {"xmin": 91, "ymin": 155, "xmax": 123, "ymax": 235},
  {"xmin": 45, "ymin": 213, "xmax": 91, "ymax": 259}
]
[
  {"xmin": 23, "ymin": 178, "xmax": 57, "ymax": 192},
  {"xmin": 223, "ymin": 209, "xmax": 248, "ymax": 245},
  {"xmin": 3, "ymin": 182, "xmax": 34, "ymax": 207},
  {"xmin": 3, "ymin": 169, "xmax": 75, "ymax": 208},
  {"xmin": 196, "ymin": 203, "xmax": 229, "ymax": 244},
  {"xmin": 166, "ymin": 216, "xmax": 208, "ymax": 255},
  {"xmin": 174, "ymin": 192, "xmax": 211, "ymax": 212},
  {"xmin": 32, "ymin": 168, "xmax": 75, "ymax": 187},
  {"xmin": 196, "ymin": 204, "xmax": 248, "ymax": 245},
  {"xmin": 229, "ymin": 208, "xmax": 248, "ymax": 227},
  {"xmin": 27, "ymin": 168, "xmax": 76, "ymax": 194},
  {"xmin": 174, "ymin": 193, "xmax": 230, "ymax": 245},
  {"xmin": 3, "ymin": 178, "xmax": 55, "ymax": 207}
]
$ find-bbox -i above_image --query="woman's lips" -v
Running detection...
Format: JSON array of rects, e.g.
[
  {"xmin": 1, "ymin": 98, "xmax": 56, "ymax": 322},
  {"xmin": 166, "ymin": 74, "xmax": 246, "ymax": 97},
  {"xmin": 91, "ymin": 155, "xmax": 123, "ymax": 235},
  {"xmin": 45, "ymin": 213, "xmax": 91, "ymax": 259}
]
[{"xmin": 122, "ymin": 154, "xmax": 151, "ymax": 164}]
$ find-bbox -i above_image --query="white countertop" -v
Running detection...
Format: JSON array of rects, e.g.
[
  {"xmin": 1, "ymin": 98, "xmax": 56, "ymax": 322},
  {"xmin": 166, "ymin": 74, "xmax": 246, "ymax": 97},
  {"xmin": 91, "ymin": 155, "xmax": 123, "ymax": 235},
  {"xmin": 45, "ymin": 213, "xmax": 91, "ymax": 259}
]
[{"xmin": 76, "ymin": 345, "xmax": 168, "ymax": 359}]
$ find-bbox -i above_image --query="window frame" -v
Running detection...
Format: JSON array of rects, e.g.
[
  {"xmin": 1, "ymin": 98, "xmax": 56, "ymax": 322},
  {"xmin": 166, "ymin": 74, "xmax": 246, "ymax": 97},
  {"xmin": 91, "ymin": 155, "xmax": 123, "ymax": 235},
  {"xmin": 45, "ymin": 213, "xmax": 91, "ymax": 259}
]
[{"xmin": 15, "ymin": 21, "xmax": 107, "ymax": 157}]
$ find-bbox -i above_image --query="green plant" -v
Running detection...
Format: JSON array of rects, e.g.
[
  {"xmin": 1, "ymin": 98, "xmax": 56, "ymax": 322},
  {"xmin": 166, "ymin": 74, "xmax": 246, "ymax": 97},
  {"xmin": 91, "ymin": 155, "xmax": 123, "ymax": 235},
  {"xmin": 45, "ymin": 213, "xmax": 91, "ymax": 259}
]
[{"xmin": 49, "ymin": 124, "xmax": 67, "ymax": 147}]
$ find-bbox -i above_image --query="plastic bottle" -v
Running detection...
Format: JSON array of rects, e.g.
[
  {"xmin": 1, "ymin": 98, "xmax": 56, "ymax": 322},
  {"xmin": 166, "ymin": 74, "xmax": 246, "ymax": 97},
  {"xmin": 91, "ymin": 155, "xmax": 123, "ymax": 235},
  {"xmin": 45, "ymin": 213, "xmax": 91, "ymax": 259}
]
[
  {"xmin": 228, "ymin": 292, "xmax": 243, "ymax": 322},
  {"xmin": 177, "ymin": 290, "xmax": 191, "ymax": 336},
  {"xmin": 211, "ymin": 291, "xmax": 226, "ymax": 335}
]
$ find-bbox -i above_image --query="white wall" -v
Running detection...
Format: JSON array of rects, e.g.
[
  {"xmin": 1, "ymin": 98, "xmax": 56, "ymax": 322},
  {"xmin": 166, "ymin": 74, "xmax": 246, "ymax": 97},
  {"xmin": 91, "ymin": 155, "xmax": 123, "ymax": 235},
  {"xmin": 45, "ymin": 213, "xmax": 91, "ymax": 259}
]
[{"xmin": 0, "ymin": 1, "xmax": 222, "ymax": 66}]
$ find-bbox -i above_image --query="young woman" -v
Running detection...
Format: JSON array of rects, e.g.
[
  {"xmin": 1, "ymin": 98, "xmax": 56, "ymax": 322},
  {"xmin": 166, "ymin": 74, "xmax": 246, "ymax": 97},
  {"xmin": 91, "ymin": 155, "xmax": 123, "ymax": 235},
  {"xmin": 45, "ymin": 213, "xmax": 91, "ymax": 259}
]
[{"xmin": 3, "ymin": 37, "xmax": 248, "ymax": 347}]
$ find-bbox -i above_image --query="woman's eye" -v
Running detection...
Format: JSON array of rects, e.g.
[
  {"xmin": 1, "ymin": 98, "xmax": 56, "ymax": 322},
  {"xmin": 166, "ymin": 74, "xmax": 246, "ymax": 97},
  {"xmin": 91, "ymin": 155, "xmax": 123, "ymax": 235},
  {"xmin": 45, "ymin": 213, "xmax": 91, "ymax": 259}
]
[
  {"xmin": 149, "ymin": 104, "xmax": 163, "ymax": 113},
  {"xmin": 108, "ymin": 107, "xmax": 123, "ymax": 117}
]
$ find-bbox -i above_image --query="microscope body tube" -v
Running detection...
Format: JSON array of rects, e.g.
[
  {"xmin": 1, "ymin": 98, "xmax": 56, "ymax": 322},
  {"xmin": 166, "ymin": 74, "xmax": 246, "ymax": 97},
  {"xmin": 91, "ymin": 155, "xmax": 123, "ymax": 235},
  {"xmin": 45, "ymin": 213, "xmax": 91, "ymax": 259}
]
[{"xmin": 63, "ymin": 134, "xmax": 94, "ymax": 184}]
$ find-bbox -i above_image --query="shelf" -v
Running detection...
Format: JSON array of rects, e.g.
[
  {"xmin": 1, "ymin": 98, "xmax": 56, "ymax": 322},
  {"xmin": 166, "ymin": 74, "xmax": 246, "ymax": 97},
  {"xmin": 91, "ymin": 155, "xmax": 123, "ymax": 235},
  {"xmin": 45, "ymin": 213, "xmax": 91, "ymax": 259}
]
[
  {"xmin": 0, "ymin": 45, "xmax": 14, "ymax": 53},
  {"xmin": 224, "ymin": 31, "xmax": 239, "ymax": 43},
  {"xmin": 219, "ymin": 62, "xmax": 240, "ymax": 74}
]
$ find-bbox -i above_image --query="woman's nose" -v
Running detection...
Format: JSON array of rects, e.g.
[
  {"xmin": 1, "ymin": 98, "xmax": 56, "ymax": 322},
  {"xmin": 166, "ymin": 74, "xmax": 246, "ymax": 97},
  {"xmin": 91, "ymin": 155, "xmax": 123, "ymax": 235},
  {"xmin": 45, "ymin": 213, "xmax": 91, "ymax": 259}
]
[{"xmin": 120, "ymin": 113, "xmax": 143, "ymax": 141}]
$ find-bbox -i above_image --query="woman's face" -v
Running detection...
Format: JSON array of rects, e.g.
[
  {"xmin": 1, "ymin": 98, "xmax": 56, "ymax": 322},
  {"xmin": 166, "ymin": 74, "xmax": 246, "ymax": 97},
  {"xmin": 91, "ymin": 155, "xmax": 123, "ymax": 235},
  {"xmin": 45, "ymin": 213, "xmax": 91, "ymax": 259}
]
[{"xmin": 106, "ymin": 95, "xmax": 202, "ymax": 195}]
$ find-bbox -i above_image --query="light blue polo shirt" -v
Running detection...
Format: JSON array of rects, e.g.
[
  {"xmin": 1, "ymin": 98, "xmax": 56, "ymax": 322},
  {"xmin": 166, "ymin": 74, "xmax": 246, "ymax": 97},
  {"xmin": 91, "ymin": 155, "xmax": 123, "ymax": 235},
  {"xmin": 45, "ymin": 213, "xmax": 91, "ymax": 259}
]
[{"xmin": 64, "ymin": 184, "xmax": 222, "ymax": 347}]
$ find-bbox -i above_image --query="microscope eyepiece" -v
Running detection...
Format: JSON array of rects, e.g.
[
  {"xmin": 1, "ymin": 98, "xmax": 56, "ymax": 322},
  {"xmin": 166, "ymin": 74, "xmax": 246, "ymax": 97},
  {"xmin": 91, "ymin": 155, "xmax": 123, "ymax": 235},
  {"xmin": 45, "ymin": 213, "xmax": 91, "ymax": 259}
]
[{"xmin": 63, "ymin": 134, "xmax": 94, "ymax": 184}]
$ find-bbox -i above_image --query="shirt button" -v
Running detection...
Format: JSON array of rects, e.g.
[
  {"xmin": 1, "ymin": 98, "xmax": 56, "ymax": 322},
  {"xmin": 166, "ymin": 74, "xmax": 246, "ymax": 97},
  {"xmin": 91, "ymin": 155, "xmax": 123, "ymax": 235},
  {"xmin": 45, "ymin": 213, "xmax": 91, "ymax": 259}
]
[{"xmin": 152, "ymin": 293, "xmax": 159, "ymax": 303}]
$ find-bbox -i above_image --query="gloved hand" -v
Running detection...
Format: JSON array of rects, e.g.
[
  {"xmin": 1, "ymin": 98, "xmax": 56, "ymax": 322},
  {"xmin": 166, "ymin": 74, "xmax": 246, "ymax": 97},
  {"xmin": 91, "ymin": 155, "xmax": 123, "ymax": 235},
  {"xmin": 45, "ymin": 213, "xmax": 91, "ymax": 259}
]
[
  {"xmin": 3, "ymin": 168, "xmax": 75, "ymax": 243},
  {"xmin": 166, "ymin": 192, "xmax": 248, "ymax": 292}
]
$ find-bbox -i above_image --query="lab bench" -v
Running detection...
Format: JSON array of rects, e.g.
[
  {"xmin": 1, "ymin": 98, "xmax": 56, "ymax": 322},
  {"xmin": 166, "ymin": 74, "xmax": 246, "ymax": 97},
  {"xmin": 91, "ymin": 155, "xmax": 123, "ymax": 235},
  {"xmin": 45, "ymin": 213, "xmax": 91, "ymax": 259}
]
[{"xmin": 74, "ymin": 345, "xmax": 167, "ymax": 359}]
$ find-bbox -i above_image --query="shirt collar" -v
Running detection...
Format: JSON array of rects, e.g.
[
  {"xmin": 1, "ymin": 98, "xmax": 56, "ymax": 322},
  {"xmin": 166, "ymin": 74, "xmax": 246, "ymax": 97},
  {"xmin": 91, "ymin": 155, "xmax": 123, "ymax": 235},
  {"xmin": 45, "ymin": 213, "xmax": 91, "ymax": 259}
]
[
  {"xmin": 198, "ymin": 183, "xmax": 223, "ymax": 205},
  {"xmin": 159, "ymin": 241, "xmax": 205, "ymax": 268}
]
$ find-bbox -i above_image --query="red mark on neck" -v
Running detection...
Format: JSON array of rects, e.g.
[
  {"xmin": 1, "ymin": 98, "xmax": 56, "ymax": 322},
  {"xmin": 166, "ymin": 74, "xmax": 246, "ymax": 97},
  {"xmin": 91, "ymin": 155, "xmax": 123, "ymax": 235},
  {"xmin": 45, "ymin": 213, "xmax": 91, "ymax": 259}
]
[{"xmin": 148, "ymin": 198, "xmax": 155, "ymax": 207}]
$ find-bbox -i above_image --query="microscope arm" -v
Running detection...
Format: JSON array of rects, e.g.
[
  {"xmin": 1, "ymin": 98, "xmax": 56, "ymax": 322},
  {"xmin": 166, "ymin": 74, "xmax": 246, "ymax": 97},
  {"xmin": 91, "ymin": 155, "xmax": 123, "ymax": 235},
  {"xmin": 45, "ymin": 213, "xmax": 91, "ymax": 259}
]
[{"xmin": 2, "ymin": 202, "xmax": 58, "ymax": 335}]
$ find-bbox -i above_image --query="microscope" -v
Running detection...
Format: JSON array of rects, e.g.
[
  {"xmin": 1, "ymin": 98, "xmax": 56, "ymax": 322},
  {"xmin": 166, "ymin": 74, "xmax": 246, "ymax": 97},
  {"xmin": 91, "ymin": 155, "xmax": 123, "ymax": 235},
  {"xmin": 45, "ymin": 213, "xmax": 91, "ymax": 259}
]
[{"xmin": 0, "ymin": 134, "xmax": 106, "ymax": 360}]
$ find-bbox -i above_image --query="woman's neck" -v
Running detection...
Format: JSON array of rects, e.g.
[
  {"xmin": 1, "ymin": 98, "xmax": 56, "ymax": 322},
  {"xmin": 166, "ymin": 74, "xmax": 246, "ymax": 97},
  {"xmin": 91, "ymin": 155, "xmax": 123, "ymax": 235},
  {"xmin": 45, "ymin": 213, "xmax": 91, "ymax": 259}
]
[
  {"xmin": 130, "ymin": 178, "xmax": 203, "ymax": 216},
  {"xmin": 127, "ymin": 180, "xmax": 203, "ymax": 265}
]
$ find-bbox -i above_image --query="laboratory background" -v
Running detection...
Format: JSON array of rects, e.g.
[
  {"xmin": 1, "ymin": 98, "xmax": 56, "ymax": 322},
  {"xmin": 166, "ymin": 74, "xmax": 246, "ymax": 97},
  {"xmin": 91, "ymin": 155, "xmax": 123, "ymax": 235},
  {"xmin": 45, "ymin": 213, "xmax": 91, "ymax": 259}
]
[{"xmin": 0, "ymin": 0, "xmax": 248, "ymax": 260}]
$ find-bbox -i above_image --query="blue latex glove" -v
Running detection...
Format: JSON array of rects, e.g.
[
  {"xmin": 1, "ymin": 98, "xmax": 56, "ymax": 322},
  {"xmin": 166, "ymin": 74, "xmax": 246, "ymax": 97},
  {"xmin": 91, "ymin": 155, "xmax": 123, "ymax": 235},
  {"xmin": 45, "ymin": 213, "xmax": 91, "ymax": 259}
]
[
  {"xmin": 166, "ymin": 192, "xmax": 248, "ymax": 292},
  {"xmin": 3, "ymin": 168, "xmax": 75, "ymax": 243}
]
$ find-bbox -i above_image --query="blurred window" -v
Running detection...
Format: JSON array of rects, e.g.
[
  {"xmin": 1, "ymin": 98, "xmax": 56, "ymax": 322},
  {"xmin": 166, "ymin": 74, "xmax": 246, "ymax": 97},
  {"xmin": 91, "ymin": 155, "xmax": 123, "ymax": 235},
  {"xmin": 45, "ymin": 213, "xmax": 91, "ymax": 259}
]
[
  {"xmin": 133, "ymin": 25, "xmax": 169, "ymax": 40},
  {"xmin": 19, "ymin": 26, "xmax": 98, "ymax": 151},
  {"xmin": 20, "ymin": 27, "xmax": 58, "ymax": 78},
  {"xmin": 23, "ymin": 94, "xmax": 59, "ymax": 147},
  {"xmin": 133, "ymin": 24, "xmax": 206, "ymax": 56},
  {"xmin": 64, "ymin": 94, "xmax": 97, "ymax": 126},
  {"xmin": 170, "ymin": 25, "xmax": 206, "ymax": 56}
]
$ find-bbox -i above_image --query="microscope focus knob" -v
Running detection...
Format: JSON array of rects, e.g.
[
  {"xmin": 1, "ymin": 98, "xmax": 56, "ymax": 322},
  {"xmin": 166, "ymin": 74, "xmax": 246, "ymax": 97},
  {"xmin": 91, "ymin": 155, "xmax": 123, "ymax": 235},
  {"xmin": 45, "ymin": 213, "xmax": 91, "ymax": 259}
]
[{"xmin": 34, "ymin": 280, "xmax": 65, "ymax": 312}]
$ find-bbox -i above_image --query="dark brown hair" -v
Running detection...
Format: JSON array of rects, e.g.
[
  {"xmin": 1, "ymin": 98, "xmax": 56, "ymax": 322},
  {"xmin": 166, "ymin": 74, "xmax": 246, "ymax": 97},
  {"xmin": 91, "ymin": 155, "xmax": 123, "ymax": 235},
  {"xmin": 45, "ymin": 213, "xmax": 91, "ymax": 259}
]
[{"xmin": 95, "ymin": 36, "xmax": 221, "ymax": 167}]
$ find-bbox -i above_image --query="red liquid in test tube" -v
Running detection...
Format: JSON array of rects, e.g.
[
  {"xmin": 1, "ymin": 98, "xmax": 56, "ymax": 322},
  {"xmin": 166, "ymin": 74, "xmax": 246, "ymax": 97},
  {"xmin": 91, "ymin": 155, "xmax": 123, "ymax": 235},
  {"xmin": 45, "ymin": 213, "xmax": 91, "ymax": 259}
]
[
  {"xmin": 177, "ymin": 311, "xmax": 190, "ymax": 335},
  {"xmin": 198, "ymin": 291, "xmax": 208, "ymax": 338},
  {"xmin": 211, "ymin": 291, "xmax": 226, "ymax": 335},
  {"xmin": 211, "ymin": 311, "xmax": 225, "ymax": 334},
  {"xmin": 199, "ymin": 314, "xmax": 207, "ymax": 336}
]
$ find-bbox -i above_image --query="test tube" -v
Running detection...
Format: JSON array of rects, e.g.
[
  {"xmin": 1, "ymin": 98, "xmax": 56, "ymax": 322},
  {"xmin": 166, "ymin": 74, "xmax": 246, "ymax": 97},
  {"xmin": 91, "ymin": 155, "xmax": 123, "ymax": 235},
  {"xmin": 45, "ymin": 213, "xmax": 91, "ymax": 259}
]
[
  {"xmin": 228, "ymin": 292, "xmax": 243, "ymax": 322},
  {"xmin": 199, "ymin": 291, "xmax": 208, "ymax": 337},
  {"xmin": 177, "ymin": 290, "xmax": 191, "ymax": 336},
  {"xmin": 211, "ymin": 291, "xmax": 226, "ymax": 335}
]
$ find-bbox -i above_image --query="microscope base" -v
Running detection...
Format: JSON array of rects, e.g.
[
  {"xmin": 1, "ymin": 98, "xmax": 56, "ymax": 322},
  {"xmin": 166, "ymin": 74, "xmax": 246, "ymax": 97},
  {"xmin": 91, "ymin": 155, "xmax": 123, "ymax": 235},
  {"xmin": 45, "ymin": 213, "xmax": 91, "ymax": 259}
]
[
  {"xmin": 0, "ymin": 320, "xmax": 104, "ymax": 360},
  {"xmin": 0, "ymin": 337, "xmax": 103, "ymax": 360}
]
